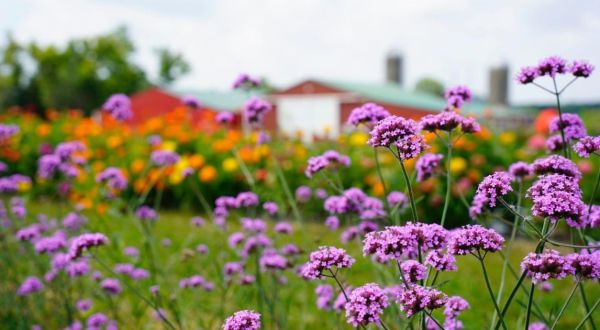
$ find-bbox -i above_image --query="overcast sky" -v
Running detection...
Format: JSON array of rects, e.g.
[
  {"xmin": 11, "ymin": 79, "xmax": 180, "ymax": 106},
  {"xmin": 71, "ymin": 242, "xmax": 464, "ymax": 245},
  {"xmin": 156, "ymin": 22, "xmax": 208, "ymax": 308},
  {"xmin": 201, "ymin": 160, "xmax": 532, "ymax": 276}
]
[{"xmin": 2, "ymin": 0, "xmax": 600, "ymax": 104}]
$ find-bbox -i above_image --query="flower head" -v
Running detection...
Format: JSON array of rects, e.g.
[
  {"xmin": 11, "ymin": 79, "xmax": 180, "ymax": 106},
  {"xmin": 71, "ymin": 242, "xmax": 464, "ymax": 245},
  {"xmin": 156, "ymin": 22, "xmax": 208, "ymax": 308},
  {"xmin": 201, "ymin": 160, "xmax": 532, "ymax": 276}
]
[
  {"xmin": 305, "ymin": 150, "xmax": 351, "ymax": 177},
  {"xmin": 532, "ymin": 155, "xmax": 581, "ymax": 180},
  {"xmin": 135, "ymin": 206, "xmax": 158, "ymax": 221},
  {"xmin": 573, "ymin": 136, "xmax": 600, "ymax": 158},
  {"xmin": 570, "ymin": 60, "xmax": 594, "ymax": 78},
  {"xmin": 416, "ymin": 153, "xmax": 443, "ymax": 182},
  {"xmin": 566, "ymin": 252, "xmax": 600, "ymax": 280},
  {"xmin": 151, "ymin": 150, "xmax": 180, "ymax": 167},
  {"xmin": 521, "ymin": 250, "xmax": 574, "ymax": 283},
  {"xmin": 471, "ymin": 171, "xmax": 513, "ymax": 212},
  {"xmin": 68, "ymin": 233, "xmax": 109, "ymax": 260},
  {"xmin": 243, "ymin": 97, "xmax": 272, "ymax": 127},
  {"xmin": 425, "ymin": 250, "xmax": 457, "ymax": 272},
  {"xmin": 102, "ymin": 94, "xmax": 132, "ymax": 121},
  {"xmin": 17, "ymin": 276, "xmax": 44, "ymax": 295},
  {"xmin": 216, "ymin": 111, "xmax": 235, "ymax": 125},
  {"xmin": 537, "ymin": 56, "xmax": 568, "ymax": 78},
  {"xmin": 447, "ymin": 225, "xmax": 504, "ymax": 255},
  {"xmin": 232, "ymin": 74, "xmax": 261, "ymax": 90},
  {"xmin": 222, "ymin": 310, "xmax": 261, "ymax": 330},
  {"xmin": 400, "ymin": 260, "xmax": 427, "ymax": 283},
  {"xmin": 445, "ymin": 85, "xmax": 472, "ymax": 108},
  {"xmin": 181, "ymin": 95, "xmax": 201, "ymax": 109},
  {"xmin": 345, "ymin": 283, "xmax": 389, "ymax": 327},
  {"xmin": 395, "ymin": 285, "xmax": 448, "ymax": 317},
  {"xmin": 549, "ymin": 113, "xmax": 586, "ymax": 141},
  {"xmin": 368, "ymin": 116, "xmax": 419, "ymax": 148},
  {"xmin": 347, "ymin": 103, "xmax": 390, "ymax": 128},
  {"xmin": 301, "ymin": 246, "xmax": 355, "ymax": 280},
  {"xmin": 363, "ymin": 223, "xmax": 448, "ymax": 262},
  {"xmin": 508, "ymin": 161, "xmax": 532, "ymax": 178},
  {"xmin": 516, "ymin": 66, "xmax": 538, "ymax": 84}
]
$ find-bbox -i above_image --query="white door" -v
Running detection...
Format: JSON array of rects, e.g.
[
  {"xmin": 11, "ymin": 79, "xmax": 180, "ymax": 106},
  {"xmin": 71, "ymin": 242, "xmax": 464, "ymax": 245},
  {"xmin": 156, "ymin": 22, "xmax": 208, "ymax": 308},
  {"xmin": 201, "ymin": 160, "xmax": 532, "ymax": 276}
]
[{"xmin": 276, "ymin": 96, "xmax": 340, "ymax": 142}]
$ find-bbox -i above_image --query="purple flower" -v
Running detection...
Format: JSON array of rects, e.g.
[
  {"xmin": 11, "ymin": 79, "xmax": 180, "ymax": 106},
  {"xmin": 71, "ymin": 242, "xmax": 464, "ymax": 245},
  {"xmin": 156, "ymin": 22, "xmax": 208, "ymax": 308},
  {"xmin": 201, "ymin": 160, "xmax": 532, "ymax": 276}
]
[
  {"xmin": 420, "ymin": 111, "xmax": 463, "ymax": 132},
  {"xmin": 124, "ymin": 246, "xmax": 139, "ymax": 258},
  {"xmin": 530, "ymin": 189, "xmax": 586, "ymax": 228},
  {"xmin": 235, "ymin": 192, "xmax": 259, "ymax": 208},
  {"xmin": 537, "ymin": 56, "xmax": 568, "ymax": 78},
  {"xmin": 260, "ymin": 251, "xmax": 289, "ymax": 270},
  {"xmin": 62, "ymin": 212, "xmax": 87, "ymax": 231},
  {"xmin": 347, "ymin": 103, "xmax": 390, "ymax": 128},
  {"xmin": 181, "ymin": 95, "xmax": 201, "ymax": 109},
  {"xmin": 232, "ymin": 73, "xmax": 261, "ymax": 90},
  {"xmin": 395, "ymin": 285, "xmax": 448, "ymax": 317},
  {"xmin": 447, "ymin": 225, "xmax": 504, "ymax": 255},
  {"xmin": 96, "ymin": 167, "xmax": 128, "ymax": 191},
  {"xmin": 363, "ymin": 223, "xmax": 448, "ymax": 262},
  {"xmin": 241, "ymin": 218, "xmax": 266, "ymax": 233},
  {"xmin": 517, "ymin": 66, "xmax": 539, "ymax": 84},
  {"xmin": 460, "ymin": 117, "xmax": 481, "ymax": 133},
  {"xmin": 315, "ymin": 284, "xmax": 334, "ymax": 310},
  {"xmin": 425, "ymin": 250, "xmax": 457, "ymax": 272},
  {"xmin": 540, "ymin": 281, "xmax": 553, "ymax": 292},
  {"xmin": 100, "ymin": 278, "xmax": 121, "ymax": 295},
  {"xmin": 147, "ymin": 134, "xmax": 162, "ymax": 146},
  {"xmin": 66, "ymin": 259, "xmax": 90, "ymax": 277},
  {"xmin": 444, "ymin": 295, "xmax": 470, "ymax": 319},
  {"xmin": 196, "ymin": 244, "xmax": 209, "ymax": 254},
  {"xmin": 573, "ymin": 136, "xmax": 600, "ymax": 158},
  {"xmin": 190, "ymin": 216, "xmax": 205, "ymax": 227},
  {"xmin": 470, "ymin": 171, "xmax": 513, "ymax": 211},
  {"xmin": 37, "ymin": 154, "xmax": 61, "ymax": 179},
  {"xmin": 222, "ymin": 310, "xmax": 261, "ymax": 330},
  {"xmin": 368, "ymin": 116, "xmax": 419, "ymax": 148},
  {"xmin": 68, "ymin": 233, "xmax": 109, "ymax": 260},
  {"xmin": 345, "ymin": 283, "xmax": 389, "ymax": 327},
  {"xmin": 386, "ymin": 191, "xmax": 407, "ymax": 209},
  {"xmin": 549, "ymin": 113, "xmax": 586, "ymax": 141},
  {"xmin": 546, "ymin": 135, "xmax": 565, "ymax": 152},
  {"xmin": 570, "ymin": 60, "xmax": 594, "ymax": 78},
  {"xmin": 521, "ymin": 250, "xmax": 574, "ymax": 283},
  {"xmin": 262, "ymin": 202, "xmax": 278, "ymax": 215},
  {"xmin": 445, "ymin": 85, "xmax": 472, "ymax": 108},
  {"xmin": 508, "ymin": 161, "xmax": 532, "ymax": 178},
  {"xmin": 400, "ymin": 260, "xmax": 426, "ymax": 283},
  {"xmin": 301, "ymin": 246, "xmax": 355, "ymax": 280},
  {"xmin": 416, "ymin": 153, "xmax": 443, "ymax": 182},
  {"xmin": 395, "ymin": 134, "xmax": 428, "ymax": 160},
  {"xmin": 295, "ymin": 186, "xmax": 312, "ymax": 203},
  {"xmin": 584, "ymin": 205, "xmax": 600, "ymax": 228},
  {"xmin": 103, "ymin": 93, "xmax": 132, "ymax": 121},
  {"xmin": 281, "ymin": 243, "xmax": 301, "ymax": 256},
  {"xmin": 34, "ymin": 231, "xmax": 67, "ymax": 254},
  {"xmin": 228, "ymin": 232, "xmax": 245, "ymax": 248},
  {"xmin": 0, "ymin": 123, "xmax": 19, "ymax": 140},
  {"xmin": 325, "ymin": 216, "xmax": 339, "ymax": 230},
  {"xmin": 566, "ymin": 252, "xmax": 600, "ymax": 280},
  {"xmin": 243, "ymin": 97, "xmax": 272, "ymax": 127},
  {"xmin": 274, "ymin": 222, "xmax": 293, "ymax": 235},
  {"xmin": 17, "ymin": 276, "xmax": 44, "ymax": 295},
  {"xmin": 528, "ymin": 322, "xmax": 549, "ymax": 330},
  {"xmin": 135, "ymin": 206, "xmax": 158, "ymax": 221},
  {"xmin": 9, "ymin": 197, "xmax": 26, "ymax": 219},
  {"xmin": 76, "ymin": 299, "xmax": 92, "ymax": 312},
  {"xmin": 16, "ymin": 224, "xmax": 42, "ymax": 241},
  {"xmin": 0, "ymin": 174, "xmax": 31, "ymax": 193},
  {"xmin": 151, "ymin": 150, "xmax": 180, "ymax": 167},
  {"xmin": 216, "ymin": 112, "xmax": 235, "ymax": 125},
  {"xmin": 305, "ymin": 150, "xmax": 351, "ymax": 178},
  {"xmin": 315, "ymin": 188, "xmax": 328, "ymax": 199}
]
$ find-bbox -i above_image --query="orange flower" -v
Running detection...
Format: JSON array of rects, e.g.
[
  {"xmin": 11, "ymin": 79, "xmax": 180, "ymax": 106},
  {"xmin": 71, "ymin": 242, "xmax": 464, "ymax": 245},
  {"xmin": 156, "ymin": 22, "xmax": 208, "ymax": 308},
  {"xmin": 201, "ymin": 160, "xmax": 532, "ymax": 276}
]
[
  {"xmin": 199, "ymin": 165, "xmax": 217, "ymax": 183},
  {"xmin": 37, "ymin": 123, "xmax": 51, "ymax": 137},
  {"xmin": 131, "ymin": 159, "xmax": 146, "ymax": 174},
  {"xmin": 189, "ymin": 154, "xmax": 205, "ymax": 168}
]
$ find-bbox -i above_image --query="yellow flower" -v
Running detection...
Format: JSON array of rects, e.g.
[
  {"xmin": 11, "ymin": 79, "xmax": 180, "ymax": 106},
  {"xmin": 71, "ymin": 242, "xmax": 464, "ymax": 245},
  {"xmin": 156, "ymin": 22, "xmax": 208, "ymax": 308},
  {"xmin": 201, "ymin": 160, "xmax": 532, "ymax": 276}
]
[
  {"xmin": 18, "ymin": 180, "xmax": 31, "ymax": 192},
  {"xmin": 107, "ymin": 135, "xmax": 123, "ymax": 149},
  {"xmin": 349, "ymin": 132, "xmax": 368, "ymax": 147},
  {"xmin": 449, "ymin": 157, "xmax": 467, "ymax": 174},
  {"xmin": 222, "ymin": 158, "xmax": 239, "ymax": 172},
  {"xmin": 499, "ymin": 132, "xmax": 516, "ymax": 145},
  {"xmin": 160, "ymin": 140, "xmax": 177, "ymax": 152}
]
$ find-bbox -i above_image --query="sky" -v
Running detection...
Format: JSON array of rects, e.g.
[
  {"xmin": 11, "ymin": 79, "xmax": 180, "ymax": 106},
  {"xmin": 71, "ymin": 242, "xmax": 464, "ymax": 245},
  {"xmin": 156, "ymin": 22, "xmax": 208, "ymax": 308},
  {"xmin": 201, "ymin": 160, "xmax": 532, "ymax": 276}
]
[{"xmin": 1, "ymin": 0, "xmax": 600, "ymax": 104}]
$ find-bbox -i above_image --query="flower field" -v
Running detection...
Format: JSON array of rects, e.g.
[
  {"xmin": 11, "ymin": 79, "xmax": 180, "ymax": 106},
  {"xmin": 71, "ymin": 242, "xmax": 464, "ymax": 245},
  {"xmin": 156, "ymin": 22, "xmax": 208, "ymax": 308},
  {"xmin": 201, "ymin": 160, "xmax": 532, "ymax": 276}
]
[{"xmin": 0, "ymin": 57, "xmax": 599, "ymax": 330}]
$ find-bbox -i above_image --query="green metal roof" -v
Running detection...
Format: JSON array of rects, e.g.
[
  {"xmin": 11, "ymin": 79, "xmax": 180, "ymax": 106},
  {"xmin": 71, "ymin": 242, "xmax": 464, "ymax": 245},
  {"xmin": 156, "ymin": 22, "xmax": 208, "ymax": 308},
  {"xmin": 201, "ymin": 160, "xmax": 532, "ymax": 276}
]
[
  {"xmin": 172, "ymin": 89, "xmax": 265, "ymax": 112},
  {"xmin": 317, "ymin": 79, "xmax": 489, "ymax": 115}
]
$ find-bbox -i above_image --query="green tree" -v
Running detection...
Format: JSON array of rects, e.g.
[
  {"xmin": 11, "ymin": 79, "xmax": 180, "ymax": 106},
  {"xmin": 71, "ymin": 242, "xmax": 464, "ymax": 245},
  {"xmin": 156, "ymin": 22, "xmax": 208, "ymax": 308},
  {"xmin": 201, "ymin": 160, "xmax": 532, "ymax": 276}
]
[
  {"xmin": 415, "ymin": 77, "xmax": 445, "ymax": 97},
  {"xmin": 155, "ymin": 47, "xmax": 190, "ymax": 87}
]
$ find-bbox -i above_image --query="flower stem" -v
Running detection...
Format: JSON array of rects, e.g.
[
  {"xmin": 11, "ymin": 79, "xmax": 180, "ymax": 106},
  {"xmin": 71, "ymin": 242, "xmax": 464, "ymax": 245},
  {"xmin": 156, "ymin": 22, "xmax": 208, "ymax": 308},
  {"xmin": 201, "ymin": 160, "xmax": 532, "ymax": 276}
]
[
  {"xmin": 440, "ymin": 131, "xmax": 453, "ymax": 227},
  {"xmin": 574, "ymin": 297, "xmax": 600, "ymax": 330},
  {"xmin": 272, "ymin": 155, "xmax": 304, "ymax": 225},
  {"xmin": 524, "ymin": 282, "xmax": 535, "ymax": 330},
  {"xmin": 399, "ymin": 156, "xmax": 418, "ymax": 222},
  {"xmin": 552, "ymin": 77, "xmax": 569, "ymax": 159},
  {"xmin": 550, "ymin": 280, "xmax": 580, "ymax": 329},
  {"xmin": 373, "ymin": 148, "xmax": 394, "ymax": 223},
  {"xmin": 477, "ymin": 252, "xmax": 507, "ymax": 330}
]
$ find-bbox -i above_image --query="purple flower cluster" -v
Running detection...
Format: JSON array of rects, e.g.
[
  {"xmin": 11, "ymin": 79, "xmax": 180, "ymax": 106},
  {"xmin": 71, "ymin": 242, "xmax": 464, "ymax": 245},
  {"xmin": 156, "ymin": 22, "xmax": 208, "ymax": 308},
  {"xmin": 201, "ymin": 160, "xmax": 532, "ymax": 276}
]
[
  {"xmin": 222, "ymin": 310, "xmax": 261, "ymax": 330},
  {"xmin": 567, "ymin": 252, "xmax": 600, "ymax": 280},
  {"xmin": 425, "ymin": 250, "xmax": 457, "ymax": 272},
  {"xmin": 324, "ymin": 188, "xmax": 385, "ymax": 220},
  {"xmin": 400, "ymin": 260, "xmax": 427, "ymax": 283},
  {"xmin": 260, "ymin": 250, "xmax": 289, "ymax": 271},
  {"xmin": 135, "ymin": 205, "xmax": 158, "ymax": 221},
  {"xmin": 517, "ymin": 57, "xmax": 594, "ymax": 84},
  {"xmin": 508, "ymin": 161, "xmax": 533, "ymax": 178},
  {"xmin": 243, "ymin": 97, "xmax": 272, "ymax": 127},
  {"xmin": 416, "ymin": 153, "xmax": 444, "ymax": 182},
  {"xmin": 521, "ymin": 250, "xmax": 574, "ymax": 283},
  {"xmin": 315, "ymin": 284, "xmax": 335, "ymax": 310},
  {"xmin": 181, "ymin": 95, "xmax": 201, "ymax": 109},
  {"xmin": 583, "ymin": 205, "xmax": 600, "ymax": 228},
  {"xmin": 179, "ymin": 275, "xmax": 215, "ymax": 291},
  {"xmin": 232, "ymin": 73, "xmax": 261, "ymax": 90},
  {"xmin": 573, "ymin": 135, "xmax": 600, "ymax": 158},
  {"xmin": 100, "ymin": 278, "xmax": 122, "ymax": 295},
  {"xmin": 445, "ymin": 85, "xmax": 472, "ymax": 109},
  {"xmin": 301, "ymin": 246, "xmax": 355, "ymax": 280},
  {"xmin": 305, "ymin": 150, "xmax": 351, "ymax": 177},
  {"xmin": 444, "ymin": 296, "xmax": 470, "ymax": 329},
  {"xmin": 17, "ymin": 276, "xmax": 44, "ymax": 295},
  {"xmin": 151, "ymin": 150, "xmax": 180, "ymax": 167},
  {"xmin": 527, "ymin": 174, "xmax": 586, "ymax": 227},
  {"xmin": 0, "ymin": 123, "xmax": 19, "ymax": 140},
  {"xmin": 0, "ymin": 174, "xmax": 31, "ymax": 193},
  {"xmin": 394, "ymin": 285, "xmax": 448, "ymax": 317},
  {"xmin": 387, "ymin": 191, "xmax": 407, "ymax": 209},
  {"xmin": 216, "ymin": 111, "xmax": 235, "ymax": 125},
  {"xmin": 345, "ymin": 283, "xmax": 389, "ymax": 327},
  {"xmin": 96, "ymin": 167, "xmax": 128, "ymax": 191},
  {"xmin": 420, "ymin": 111, "xmax": 480, "ymax": 134},
  {"xmin": 102, "ymin": 93, "xmax": 132, "ymax": 122},
  {"xmin": 38, "ymin": 141, "xmax": 86, "ymax": 179},
  {"xmin": 35, "ymin": 231, "xmax": 67, "ymax": 254},
  {"xmin": 367, "ymin": 116, "xmax": 419, "ymax": 148},
  {"xmin": 114, "ymin": 263, "xmax": 149, "ymax": 280},
  {"xmin": 347, "ymin": 103, "xmax": 390, "ymax": 128},
  {"xmin": 363, "ymin": 223, "xmax": 448, "ymax": 261},
  {"xmin": 68, "ymin": 233, "xmax": 109, "ymax": 260},
  {"xmin": 447, "ymin": 225, "xmax": 504, "ymax": 255},
  {"xmin": 469, "ymin": 171, "xmax": 513, "ymax": 217},
  {"xmin": 549, "ymin": 113, "xmax": 587, "ymax": 141},
  {"xmin": 532, "ymin": 155, "xmax": 581, "ymax": 180}
]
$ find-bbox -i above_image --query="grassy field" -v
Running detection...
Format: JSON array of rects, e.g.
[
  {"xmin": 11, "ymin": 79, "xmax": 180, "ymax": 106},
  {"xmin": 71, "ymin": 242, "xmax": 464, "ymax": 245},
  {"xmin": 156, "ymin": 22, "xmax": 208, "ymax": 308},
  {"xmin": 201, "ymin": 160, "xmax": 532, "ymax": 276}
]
[{"xmin": 2, "ymin": 202, "xmax": 599, "ymax": 329}]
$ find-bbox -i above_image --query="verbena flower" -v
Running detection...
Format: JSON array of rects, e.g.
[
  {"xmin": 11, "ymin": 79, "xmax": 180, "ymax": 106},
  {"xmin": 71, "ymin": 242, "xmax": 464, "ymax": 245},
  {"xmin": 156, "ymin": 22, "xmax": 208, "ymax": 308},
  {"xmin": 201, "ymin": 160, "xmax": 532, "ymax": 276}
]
[
  {"xmin": 521, "ymin": 250, "xmax": 574, "ymax": 283},
  {"xmin": 416, "ymin": 153, "xmax": 443, "ymax": 182},
  {"xmin": 570, "ymin": 60, "xmax": 594, "ymax": 78},
  {"xmin": 315, "ymin": 284, "xmax": 334, "ymax": 310},
  {"xmin": 181, "ymin": 95, "xmax": 201, "ymax": 109},
  {"xmin": 262, "ymin": 202, "xmax": 278, "ymax": 215},
  {"xmin": 347, "ymin": 103, "xmax": 390, "ymax": 128},
  {"xmin": 470, "ymin": 171, "xmax": 513, "ymax": 214},
  {"xmin": 62, "ymin": 212, "xmax": 87, "ymax": 231},
  {"xmin": 532, "ymin": 155, "xmax": 581, "ymax": 180},
  {"xmin": 232, "ymin": 73, "xmax": 261, "ymax": 90},
  {"xmin": 301, "ymin": 246, "xmax": 355, "ymax": 280},
  {"xmin": 102, "ymin": 94, "xmax": 132, "ymax": 122},
  {"xmin": 345, "ymin": 283, "xmax": 389, "ymax": 327},
  {"xmin": 135, "ymin": 206, "xmax": 158, "ymax": 221},
  {"xmin": 151, "ymin": 150, "xmax": 180, "ymax": 167},
  {"xmin": 549, "ymin": 113, "xmax": 586, "ymax": 140},
  {"xmin": 573, "ymin": 135, "xmax": 600, "ymax": 157},
  {"xmin": 530, "ymin": 191, "xmax": 586, "ymax": 228},
  {"xmin": 583, "ymin": 205, "xmax": 600, "ymax": 228},
  {"xmin": 17, "ymin": 276, "xmax": 44, "ymax": 295},
  {"xmin": 96, "ymin": 167, "xmax": 128, "ymax": 191},
  {"xmin": 295, "ymin": 186, "xmax": 312, "ymax": 202},
  {"xmin": 516, "ymin": 66, "xmax": 538, "ymax": 84},
  {"xmin": 216, "ymin": 111, "xmax": 235, "ymax": 124},
  {"xmin": 274, "ymin": 222, "xmax": 293, "ymax": 235},
  {"xmin": 395, "ymin": 285, "xmax": 448, "ymax": 317},
  {"xmin": 444, "ymin": 295, "xmax": 470, "ymax": 319},
  {"xmin": 34, "ymin": 231, "xmax": 67, "ymax": 254},
  {"xmin": 368, "ymin": 116, "xmax": 419, "ymax": 148},
  {"xmin": 425, "ymin": 250, "xmax": 457, "ymax": 272},
  {"xmin": 400, "ymin": 260, "xmax": 427, "ymax": 283},
  {"xmin": 235, "ymin": 192, "xmax": 260, "ymax": 208},
  {"xmin": 363, "ymin": 223, "xmax": 448, "ymax": 261},
  {"xmin": 243, "ymin": 97, "xmax": 272, "ymax": 127},
  {"xmin": 260, "ymin": 250, "xmax": 289, "ymax": 271},
  {"xmin": 387, "ymin": 191, "xmax": 407, "ymax": 209},
  {"xmin": 527, "ymin": 174, "xmax": 582, "ymax": 200},
  {"xmin": 528, "ymin": 322, "xmax": 549, "ymax": 330},
  {"xmin": 222, "ymin": 310, "xmax": 261, "ymax": 330},
  {"xmin": 445, "ymin": 85, "xmax": 472, "ymax": 108},
  {"xmin": 0, "ymin": 123, "xmax": 19, "ymax": 140},
  {"xmin": 68, "ymin": 233, "xmax": 109, "ymax": 260},
  {"xmin": 76, "ymin": 299, "xmax": 92, "ymax": 312},
  {"xmin": 305, "ymin": 150, "xmax": 351, "ymax": 178},
  {"xmin": 447, "ymin": 225, "xmax": 504, "ymax": 255},
  {"xmin": 100, "ymin": 278, "xmax": 121, "ymax": 295},
  {"xmin": 546, "ymin": 135, "xmax": 565, "ymax": 152},
  {"xmin": 566, "ymin": 252, "xmax": 600, "ymax": 280},
  {"xmin": 508, "ymin": 161, "xmax": 533, "ymax": 178},
  {"xmin": 537, "ymin": 56, "xmax": 568, "ymax": 78},
  {"xmin": 325, "ymin": 216, "xmax": 340, "ymax": 230},
  {"xmin": 395, "ymin": 134, "xmax": 428, "ymax": 160}
]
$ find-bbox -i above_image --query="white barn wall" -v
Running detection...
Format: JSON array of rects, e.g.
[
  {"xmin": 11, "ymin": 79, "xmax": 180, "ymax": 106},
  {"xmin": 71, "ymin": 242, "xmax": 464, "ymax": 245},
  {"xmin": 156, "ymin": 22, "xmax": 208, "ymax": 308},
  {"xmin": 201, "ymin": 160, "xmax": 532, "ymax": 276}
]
[{"xmin": 276, "ymin": 96, "xmax": 340, "ymax": 142}]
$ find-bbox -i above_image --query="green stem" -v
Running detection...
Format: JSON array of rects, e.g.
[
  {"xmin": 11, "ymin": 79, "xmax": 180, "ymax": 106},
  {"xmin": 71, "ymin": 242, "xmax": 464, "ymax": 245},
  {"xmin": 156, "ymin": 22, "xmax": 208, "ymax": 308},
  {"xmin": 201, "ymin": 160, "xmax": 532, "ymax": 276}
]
[
  {"xmin": 373, "ymin": 148, "xmax": 393, "ymax": 223},
  {"xmin": 525, "ymin": 282, "xmax": 535, "ymax": 330},
  {"xmin": 440, "ymin": 131, "xmax": 452, "ymax": 227},
  {"xmin": 272, "ymin": 155, "xmax": 304, "ymax": 225},
  {"xmin": 232, "ymin": 146, "xmax": 256, "ymax": 189},
  {"xmin": 477, "ymin": 253, "xmax": 507, "ymax": 330},
  {"xmin": 574, "ymin": 297, "xmax": 600, "ymax": 330},
  {"xmin": 550, "ymin": 280, "xmax": 580, "ymax": 329},
  {"xmin": 578, "ymin": 284, "xmax": 597, "ymax": 330},
  {"xmin": 398, "ymin": 153, "xmax": 417, "ymax": 221},
  {"xmin": 552, "ymin": 77, "xmax": 569, "ymax": 159}
]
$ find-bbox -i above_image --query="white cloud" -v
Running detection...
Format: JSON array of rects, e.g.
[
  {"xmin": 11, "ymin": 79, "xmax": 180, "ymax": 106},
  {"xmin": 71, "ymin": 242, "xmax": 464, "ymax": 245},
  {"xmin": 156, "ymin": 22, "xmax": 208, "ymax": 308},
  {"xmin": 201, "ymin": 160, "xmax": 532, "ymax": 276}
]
[{"xmin": 2, "ymin": 0, "xmax": 600, "ymax": 103}]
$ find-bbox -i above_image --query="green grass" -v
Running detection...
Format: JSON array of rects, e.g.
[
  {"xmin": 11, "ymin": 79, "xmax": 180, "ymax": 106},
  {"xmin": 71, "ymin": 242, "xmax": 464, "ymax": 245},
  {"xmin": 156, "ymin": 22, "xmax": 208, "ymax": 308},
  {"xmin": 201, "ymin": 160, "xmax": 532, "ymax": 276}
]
[{"xmin": 1, "ymin": 202, "xmax": 599, "ymax": 329}]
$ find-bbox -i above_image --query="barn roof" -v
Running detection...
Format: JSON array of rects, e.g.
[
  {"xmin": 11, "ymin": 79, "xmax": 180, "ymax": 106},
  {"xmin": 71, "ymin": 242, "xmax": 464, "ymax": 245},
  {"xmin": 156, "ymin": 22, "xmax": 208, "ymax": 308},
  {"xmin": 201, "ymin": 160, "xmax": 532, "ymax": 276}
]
[{"xmin": 174, "ymin": 89, "xmax": 265, "ymax": 112}]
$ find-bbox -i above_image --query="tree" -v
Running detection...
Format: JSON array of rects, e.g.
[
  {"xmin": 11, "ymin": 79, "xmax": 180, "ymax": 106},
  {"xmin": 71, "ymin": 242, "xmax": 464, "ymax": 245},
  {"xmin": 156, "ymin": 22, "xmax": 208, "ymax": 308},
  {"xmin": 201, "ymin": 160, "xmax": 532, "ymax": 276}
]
[
  {"xmin": 155, "ymin": 48, "xmax": 191, "ymax": 87},
  {"xmin": 415, "ymin": 77, "xmax": 445, "ymax": 98}
]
